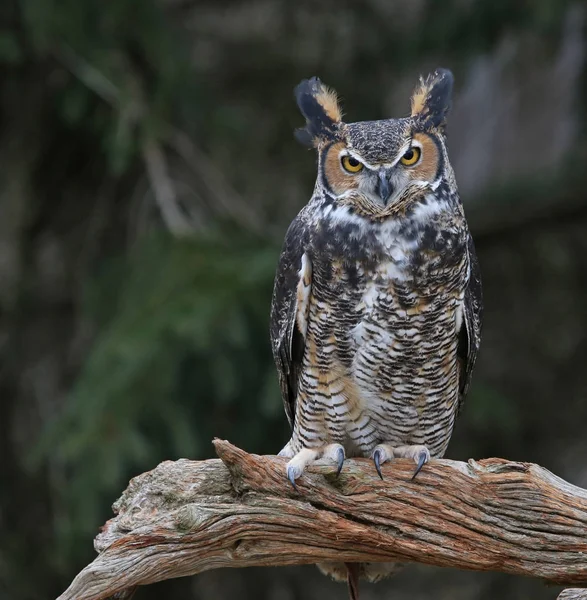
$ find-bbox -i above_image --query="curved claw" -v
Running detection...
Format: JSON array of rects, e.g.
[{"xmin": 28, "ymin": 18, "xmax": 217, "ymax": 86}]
[
  {"xmin": 336, "ymin": 446, "xmax": 345, "ymax": 477},
  {"xmin": 373, "ymin": 449, "xmax": 384, "ymax": 480},
  {"xmin": 287, "ymin": 466, "xmax": 298, "ymax": 490},
  {"xmin": 411, "ymin": 451, "xmax": 428, "ymax": 480}
]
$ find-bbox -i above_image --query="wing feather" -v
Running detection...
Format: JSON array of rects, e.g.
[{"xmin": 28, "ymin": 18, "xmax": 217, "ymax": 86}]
[
  {"xmin": 457, "ymin": 231, "xmax": 483, "ymax": 411},
  {"xmin": 269, "ymin": 209, "xmax": 312, "ymax": 428}
]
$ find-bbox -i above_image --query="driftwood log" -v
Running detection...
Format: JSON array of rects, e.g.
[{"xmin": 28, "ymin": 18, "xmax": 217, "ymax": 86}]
[{"xmin": 57, "ymin": 440, "xmax": 587, "ymax": 600}]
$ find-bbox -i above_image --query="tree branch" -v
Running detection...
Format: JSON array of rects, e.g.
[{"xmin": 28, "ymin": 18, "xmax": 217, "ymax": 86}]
[
  {"xmin": 142, "ymin": 137, "xmax": 196, "ymax": 236},
  {"xmin": 57, "ymin": 440, "xmax": 587, "ymax": 600},
  {"xmin": 559, "ymin": 591, "xmax": 587, "ymax": 599}
]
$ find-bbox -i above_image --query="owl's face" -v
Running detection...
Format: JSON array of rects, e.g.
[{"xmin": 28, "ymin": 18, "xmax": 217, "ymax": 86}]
[
  {"xmin": 322, "ymin": 119, "xmax": 444, "ymax": 210},
  {"xmin": 294, "ymin": 69, "xmax": 454, "ymax": 217}
]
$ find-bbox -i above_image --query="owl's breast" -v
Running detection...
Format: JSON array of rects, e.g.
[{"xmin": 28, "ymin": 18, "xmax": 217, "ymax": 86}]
[
  {"xmin": 307, "ymin": 198, "xmax": 468, "ymax": 379},
  {"xmin": 302, "ymin": 208, "xmax": 469, "ymax": 455}
]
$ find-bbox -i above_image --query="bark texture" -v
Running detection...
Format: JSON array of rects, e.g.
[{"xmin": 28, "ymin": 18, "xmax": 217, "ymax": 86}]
[
  {"xmin": 58, "ymin": 440, "xmax": 587, "ymax": 600},
  {"xmin": 558, "ymin": 591, "xmax": 587, "ymax": 599}
]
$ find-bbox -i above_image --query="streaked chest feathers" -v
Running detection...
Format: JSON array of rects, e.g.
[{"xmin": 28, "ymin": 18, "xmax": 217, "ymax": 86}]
[{"xmin": 297, "ymin": 199, "xmax": 468, "ymax": 455}]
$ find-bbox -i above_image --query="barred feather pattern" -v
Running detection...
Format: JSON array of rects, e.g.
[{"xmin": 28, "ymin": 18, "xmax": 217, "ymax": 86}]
[{"xmin": 274, "ymin": 184, "xmax": 472, "ymax": 461}]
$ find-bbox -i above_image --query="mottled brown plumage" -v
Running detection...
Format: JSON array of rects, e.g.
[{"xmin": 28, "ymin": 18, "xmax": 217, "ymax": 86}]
[{"xmin": 270, "ymin": 69, "xmax": 482, "ymax": 597}]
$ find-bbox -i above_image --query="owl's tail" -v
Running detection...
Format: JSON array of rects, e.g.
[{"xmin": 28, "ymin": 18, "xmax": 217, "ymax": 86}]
[{"xmin": 345, "ymin": 562, "xmax": 360, "ymax": 600}]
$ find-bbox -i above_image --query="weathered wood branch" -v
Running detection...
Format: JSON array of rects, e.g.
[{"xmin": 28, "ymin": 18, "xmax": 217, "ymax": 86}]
[
  {"xmin": 58, "ymin": 440, "xmax": 587, "ymax": 600},
  {"xmin": 559, "ymin": 590, "xmax": 587, "ymax": 599}
]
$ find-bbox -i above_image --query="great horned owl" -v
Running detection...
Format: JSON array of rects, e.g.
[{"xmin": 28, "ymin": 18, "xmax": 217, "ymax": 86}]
[{"xmin": 270, "ymin": 69, "xmax": 482, "ymax": 598}]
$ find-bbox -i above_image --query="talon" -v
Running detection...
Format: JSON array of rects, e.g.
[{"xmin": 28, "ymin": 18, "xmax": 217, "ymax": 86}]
[
  {"xmin": 411, "ymin": 451, "xmax": 428, "ymax": 480},
  {"xmin": 287, "ymin": 466, "xmax": 298, "ymax": 490},
  {"xmin": 336, "ymin": 446, "xmax": 345, "ymax": 477},
  {"xmin": 373, "ymin": 449, "xmax": 384, "ymax": 480}
]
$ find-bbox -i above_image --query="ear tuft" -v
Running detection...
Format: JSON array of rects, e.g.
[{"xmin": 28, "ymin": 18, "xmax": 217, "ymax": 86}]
[
  {"xmin": 410, "ymin": 68, "xmax": 454, "ymax": 130},
  {"xmin": 314, "ymin": 83, "xmax": 343, "ymax": 123},
  {"xmin": 294, "ymin": 77, "xmax": 343, "ymax": 147}
]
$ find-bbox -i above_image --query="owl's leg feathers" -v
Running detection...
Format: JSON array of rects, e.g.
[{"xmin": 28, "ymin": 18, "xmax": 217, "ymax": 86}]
[
  {"xmin": 285, "ymin": 443, "xmax": 346, "ymax": 488},
  {"xmin": 371, "ymin": 444, "xmax": 394, "ymax": 479},
  {"xmin": 278, "ymin": 442, "xmax": 294, "ymax": 458},
  {"xmin": 395, "ymin": 444, "xmax": 430, "ymax": 479},
  {"xmin": 372, "ymin": 443, "xmax": 430, "ymax": 480},
  {"xmin": 286, "ymin": 448, "xmax": 318, "ymax": 488}
]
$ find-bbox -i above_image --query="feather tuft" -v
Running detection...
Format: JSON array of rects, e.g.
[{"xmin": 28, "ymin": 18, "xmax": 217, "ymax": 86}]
[
  {"xmin": 410, "ymin": 68, "xmax": 454, "ymax": 130},
  {"xmin": 294, "ymin": 77, "xmax": 343, "ymax": 147}
]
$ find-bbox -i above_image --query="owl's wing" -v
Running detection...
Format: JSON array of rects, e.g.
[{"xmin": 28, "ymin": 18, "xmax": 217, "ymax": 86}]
[
  {"xmin": 457, "ymin": 232, "xmax": 483, "ymax": 411},
  {"xmin": 270, "ymin": 209, "xmax": 312, "ymax": 429}
]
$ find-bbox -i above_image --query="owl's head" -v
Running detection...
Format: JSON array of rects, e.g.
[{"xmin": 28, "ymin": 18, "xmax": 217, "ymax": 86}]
[{"xmin": 295, "ymin": 69, "xmax": 454, "ymax": 216}]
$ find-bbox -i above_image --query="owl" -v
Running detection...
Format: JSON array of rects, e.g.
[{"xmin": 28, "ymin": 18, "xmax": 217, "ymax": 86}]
[{"xmin": 269, "ymin": 69, "xmax": 482, "ymax": 599}]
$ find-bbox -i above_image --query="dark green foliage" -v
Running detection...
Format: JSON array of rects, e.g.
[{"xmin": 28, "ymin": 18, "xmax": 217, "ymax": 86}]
[
  {"xmin": 19, "ymin": 0, "xmax": 195, "ymax": 173},
  {"xmin": 2, "ymin": 0, "xmax": 586, "ymax": 599},
  {"xmin": 36, "ymin": 231, "xmax": 289, "ymax": 561}
]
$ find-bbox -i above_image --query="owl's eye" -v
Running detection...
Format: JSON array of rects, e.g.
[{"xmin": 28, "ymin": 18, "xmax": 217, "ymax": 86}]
[
  {"xmin": 400, "ymin": 147, "xmax": 421, "ymax": 166},
  {"xmin": 341, "ymin": 155, "xmax": 364, "ymax": 173}
]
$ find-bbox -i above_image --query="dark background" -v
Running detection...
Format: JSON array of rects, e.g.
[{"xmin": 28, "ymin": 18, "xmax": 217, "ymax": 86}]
[{"xmin": 1, "ymin": 1, "xmax": 586, "ymax": 599}]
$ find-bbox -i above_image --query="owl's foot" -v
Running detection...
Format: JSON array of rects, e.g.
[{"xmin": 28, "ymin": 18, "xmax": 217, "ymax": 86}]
[
  {"xmin": 372, "ymin": 444, "xmax": 430, "ymax": 480},
  {"xmin": 281, "ymin": 443, "xmax": 345, "ymax": 489}
]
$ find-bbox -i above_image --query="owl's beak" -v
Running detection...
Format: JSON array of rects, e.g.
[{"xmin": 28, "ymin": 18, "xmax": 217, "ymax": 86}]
[{"xmin": 375, "ymin": 170, "xmax": 394, "ymax": 204}]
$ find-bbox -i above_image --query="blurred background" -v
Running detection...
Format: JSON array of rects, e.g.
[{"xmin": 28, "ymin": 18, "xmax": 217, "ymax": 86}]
[{"xmin": 1, "ymin": 1, "xmax": 587, "ymax": 599}]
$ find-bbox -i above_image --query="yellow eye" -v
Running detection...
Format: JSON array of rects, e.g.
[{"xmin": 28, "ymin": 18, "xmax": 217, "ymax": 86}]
[
  {"xmin": 341, "ymin": 155, "xmax": 364, "ymax": 173},
  {"xmin": 400, "ymin": 147, "xmax": 421, "ymax": 166}
]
